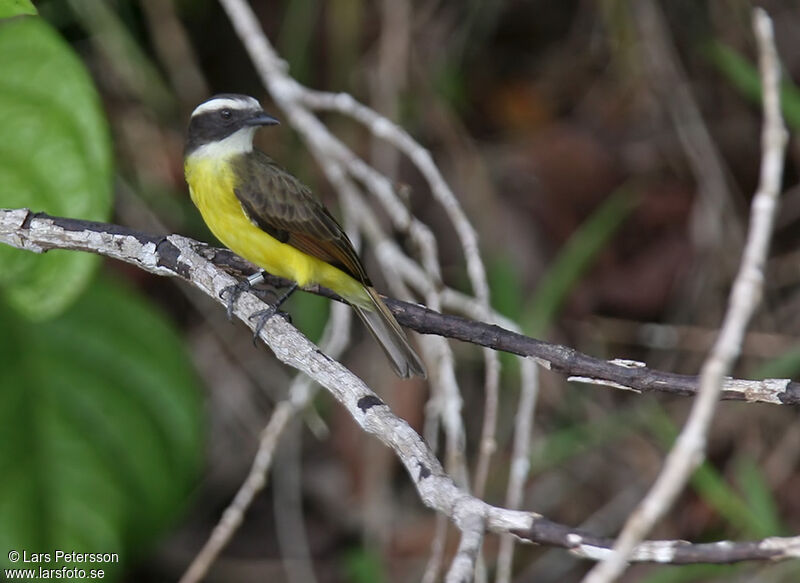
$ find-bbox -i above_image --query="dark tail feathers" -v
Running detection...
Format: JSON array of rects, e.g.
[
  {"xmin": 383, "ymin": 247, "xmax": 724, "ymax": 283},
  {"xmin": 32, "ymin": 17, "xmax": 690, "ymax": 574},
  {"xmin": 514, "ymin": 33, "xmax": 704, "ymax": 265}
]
[{"xmin": 352, "ymin": 287, "xmax": 426, "ymax": 378}]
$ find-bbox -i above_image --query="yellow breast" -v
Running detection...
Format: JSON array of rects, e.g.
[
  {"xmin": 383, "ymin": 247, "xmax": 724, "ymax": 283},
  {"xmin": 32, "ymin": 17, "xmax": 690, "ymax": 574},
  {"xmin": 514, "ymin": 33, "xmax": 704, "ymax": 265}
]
[{"xmin": 183, "ymin": 153, "xmax": 368, "ymax": 303}]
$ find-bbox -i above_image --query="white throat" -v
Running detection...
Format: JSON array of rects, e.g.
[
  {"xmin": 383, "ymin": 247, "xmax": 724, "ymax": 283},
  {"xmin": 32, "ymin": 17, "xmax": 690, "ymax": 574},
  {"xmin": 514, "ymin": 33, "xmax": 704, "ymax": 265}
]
[{"xmin": 190, "ymin": 127, "xmax": 256, "ymax": 160}]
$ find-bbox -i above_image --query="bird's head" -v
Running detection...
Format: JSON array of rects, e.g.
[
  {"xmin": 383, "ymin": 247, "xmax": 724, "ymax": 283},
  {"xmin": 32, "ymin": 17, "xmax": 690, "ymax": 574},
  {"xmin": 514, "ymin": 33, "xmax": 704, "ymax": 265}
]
[{"xmin": 185, "ymin": 93, "xmax": 279, "ymax": 158}]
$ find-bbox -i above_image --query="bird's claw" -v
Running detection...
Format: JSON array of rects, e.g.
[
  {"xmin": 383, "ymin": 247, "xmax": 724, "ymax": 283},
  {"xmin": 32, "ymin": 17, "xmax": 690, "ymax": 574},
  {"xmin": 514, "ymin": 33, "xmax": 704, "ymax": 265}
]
[
  {"xmin": 219, "ymin": 276, "xmax": 297, "ymax": 344},
  {"xmin": 248, "ymin": 307, "xmax": 291, "ymax": 344},
  {"xmin": 219, "ymin": 280, "xmax": 251, "ymax": 320},
  {"xmin": 219, "ymin": 271, "xmax": 267, "ymax": 320}
]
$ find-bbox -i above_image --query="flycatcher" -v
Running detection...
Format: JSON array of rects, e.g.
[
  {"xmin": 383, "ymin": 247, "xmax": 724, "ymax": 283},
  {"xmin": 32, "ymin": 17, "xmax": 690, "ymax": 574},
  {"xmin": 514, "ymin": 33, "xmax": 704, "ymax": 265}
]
[{"xmin": 184, "ymin": 94, "xmax": 426, "ymax": 378}]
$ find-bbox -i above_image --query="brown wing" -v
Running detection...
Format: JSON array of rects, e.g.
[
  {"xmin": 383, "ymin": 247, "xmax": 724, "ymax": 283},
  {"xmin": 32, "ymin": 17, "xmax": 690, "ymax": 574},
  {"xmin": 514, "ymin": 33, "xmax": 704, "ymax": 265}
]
[{"xmin": 232, "ymin": 150, "xmax": 371, "ymax": 285}]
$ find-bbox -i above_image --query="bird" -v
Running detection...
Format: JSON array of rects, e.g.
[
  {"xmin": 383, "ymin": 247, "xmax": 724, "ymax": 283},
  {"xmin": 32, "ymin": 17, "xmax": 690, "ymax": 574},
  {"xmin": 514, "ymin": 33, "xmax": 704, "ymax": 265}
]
[{"xmin": 183, "ymin": 93, "xmax": 426, "ymax": 378}]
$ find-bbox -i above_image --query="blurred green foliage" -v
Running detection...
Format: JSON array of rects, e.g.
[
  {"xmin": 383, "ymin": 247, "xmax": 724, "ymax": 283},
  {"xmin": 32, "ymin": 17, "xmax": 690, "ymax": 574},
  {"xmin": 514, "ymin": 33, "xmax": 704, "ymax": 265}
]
[
  {"xmin": 0, "ymin": 278, "xmax": 203, "ymax": 577},
  {"xmin": 531, "ymin": 398, "xmax": 789, "ymax": 582},
  {"xmin": 342, "ymin": 545, "xmax": 387, "ymax": 583},
  {"xmin": 488, "ymin": 187, "xmax": 636, "ymax": 383},
  {"xmin": 734, "ymin": 456, "xmax": 783, "ymax": 537},
  {"xmin": 487, "ymin": 253, "xmax": 524, "ymax": 322},
  {"xmin": 648, "ymin": 408, "xmax": 784, "ymax": 539},
  {"xmin": 0, "ymin": 10, "xmax": 204, "ymax": 580},
  {"xmin": 0, "ymin": 0, "xmax": 35, "ymax": 18},
  {"xmin": 0, "ymin": 14, "xmax": 111, "ymax": 319},
  {"xmin": 529, "ymin": 403, "xmax": 646, "ymax": 474},
  {"xmin": 487, "ymin": 253, "xmax": 525, "ymax": 373},
  {"xmin": 64, "ymin": 0, "xmax": 175, "ymax": 115},
  {"xmin": 754, "ymin": 345, "xmax": 800, "ymax": 380},
  {"xmin": 286, "ymin": 289, "xmax": 330, "ymax": 344},
  {"xmin": 639, "ymin": 564, "xmax": 739, "ymax": 583},
  {"xmin": 278, "ymin": 0, "xmax": 319, "ymax": 86}
]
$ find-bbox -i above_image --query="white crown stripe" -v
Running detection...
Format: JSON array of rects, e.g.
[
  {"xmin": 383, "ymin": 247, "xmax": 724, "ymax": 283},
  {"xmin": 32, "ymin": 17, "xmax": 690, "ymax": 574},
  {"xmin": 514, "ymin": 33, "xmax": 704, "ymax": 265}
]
[{"xmin": 191, "ymin": 96, "xmax": 261, "ymax": 117}]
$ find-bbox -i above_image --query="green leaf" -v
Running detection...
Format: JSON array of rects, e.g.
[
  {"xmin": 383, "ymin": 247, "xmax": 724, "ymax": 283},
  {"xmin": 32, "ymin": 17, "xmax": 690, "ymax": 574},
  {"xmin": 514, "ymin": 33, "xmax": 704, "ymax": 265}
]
[
  {"xmin": 0, "ymin": 16, "xmax": 112, "ymax": 320},
  {"xmin": 0, "ymin": 277, "xmax": 204, "ymax": 576},
  {"xmin": 0, "ymin": 0, "xmax": 37, "ymax": 18}
]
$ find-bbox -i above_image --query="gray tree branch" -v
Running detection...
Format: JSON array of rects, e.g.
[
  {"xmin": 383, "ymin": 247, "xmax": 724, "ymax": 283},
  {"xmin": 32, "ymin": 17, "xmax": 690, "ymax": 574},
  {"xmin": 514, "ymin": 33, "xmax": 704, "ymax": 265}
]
[
  {"xmin": 2, "ymin": 207, "xmax": 800, "ymax": 569},
  {"xmin": 2, "ymin": 208, "xmax": 798, "ymax": 407}
]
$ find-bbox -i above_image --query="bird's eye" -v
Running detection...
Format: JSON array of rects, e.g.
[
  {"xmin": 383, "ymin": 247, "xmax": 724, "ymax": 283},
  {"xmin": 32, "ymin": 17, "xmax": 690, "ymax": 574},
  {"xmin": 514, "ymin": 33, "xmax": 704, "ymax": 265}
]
[{"xmin": 220, "ymin": 109, "xmax": 232, "ymax": 120}]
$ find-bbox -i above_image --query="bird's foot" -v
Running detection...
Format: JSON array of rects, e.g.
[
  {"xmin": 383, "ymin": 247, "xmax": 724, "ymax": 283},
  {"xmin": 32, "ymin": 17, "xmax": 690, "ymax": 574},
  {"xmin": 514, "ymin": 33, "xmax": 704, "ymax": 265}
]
[
  {"xmin": 219, "ymin": 271, "xmax": 266, "ymax": 320},
  {"xmin": 248, "ymin": 306, "xmax": 292, "ymax": 344},
  {"xmin": 248, "ymin": 282, "xmax": 299, "ymax": 344}
]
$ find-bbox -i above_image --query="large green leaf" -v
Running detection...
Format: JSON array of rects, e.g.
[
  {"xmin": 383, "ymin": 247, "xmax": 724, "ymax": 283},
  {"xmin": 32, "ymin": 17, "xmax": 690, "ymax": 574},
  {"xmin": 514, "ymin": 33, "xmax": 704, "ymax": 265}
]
[
  {"xmin": 0, "ymin": 277, "xmax": 204, "ymax": 577},
  {"xmin": 0, "ymin": 16, "xmax": 112, "ymax": 319},
  {"xmin": 0, "ymin": 0, "xmax": 36, "ymax": 18}
]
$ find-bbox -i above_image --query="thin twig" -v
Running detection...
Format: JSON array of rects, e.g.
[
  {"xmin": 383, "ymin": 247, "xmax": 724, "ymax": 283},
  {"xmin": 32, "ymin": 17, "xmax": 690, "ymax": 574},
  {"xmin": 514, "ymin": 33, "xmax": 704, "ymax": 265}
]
[
  {"xmin": 583, "ymin": 8, "xmax": 787, "ymax": 582},
  {"xmin": 495, "ymin": 362, "xmax": 539, "ymax": 583},
  {"xmin": 273, "ymin": 418, "xmax": 318, "ymax": 583},
  {"xmin": 634, "ymin": 0, "xmax": 743, "ymax": 258}
]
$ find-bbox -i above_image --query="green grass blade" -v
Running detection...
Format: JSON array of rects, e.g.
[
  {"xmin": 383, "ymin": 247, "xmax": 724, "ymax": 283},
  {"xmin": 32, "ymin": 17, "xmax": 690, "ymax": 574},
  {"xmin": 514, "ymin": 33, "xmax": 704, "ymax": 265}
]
[
  {"xmin": 705, "ymin": 41, "xmax": 800, "ymax": 130},
  {"xmin": 734, "ymin": 456, "xmax": 784, "ymax": 537},
  {"xmin": 647, "ymin": 408, "xmax": 777, "ymax": 538},
  {"xmin": 524, "ymin": 186, "xmax": 637, "ymax": 336}
]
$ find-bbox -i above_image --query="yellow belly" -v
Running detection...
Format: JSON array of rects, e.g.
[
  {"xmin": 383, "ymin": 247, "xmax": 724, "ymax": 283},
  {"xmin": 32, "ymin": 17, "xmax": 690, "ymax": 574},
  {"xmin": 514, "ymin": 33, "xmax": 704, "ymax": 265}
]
[{"xmin": 184, "ymin": 155, "xmax": 368, "ymax": 304}]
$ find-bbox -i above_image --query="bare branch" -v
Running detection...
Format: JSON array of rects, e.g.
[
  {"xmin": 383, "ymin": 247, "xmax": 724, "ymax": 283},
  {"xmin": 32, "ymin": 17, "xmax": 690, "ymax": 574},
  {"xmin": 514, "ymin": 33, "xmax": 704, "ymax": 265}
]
[
  {"xmin": 514, "ymin": 521, "xmax": 800, "ymax": 564},
  {"xmin": 446, "ymin": 514, "xmax": 485, "ymax": 583},
  {"xmin": 3, "ymin": 209, "xmax": 800, "ymax": 407},
  {"xmin": 633, "ymin": 0, "xmax": 742, "ymax": 257},
  {"xmin": 584, "ymin": 8, "xmax": 788, "ymax": 582},
  {"xmin": 495, "ymin": 363, "xmax": 539, "ymax": 583},
  {"xmin": 3, "ymin": 209, "xmax": 800, "ymax": 567}
]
